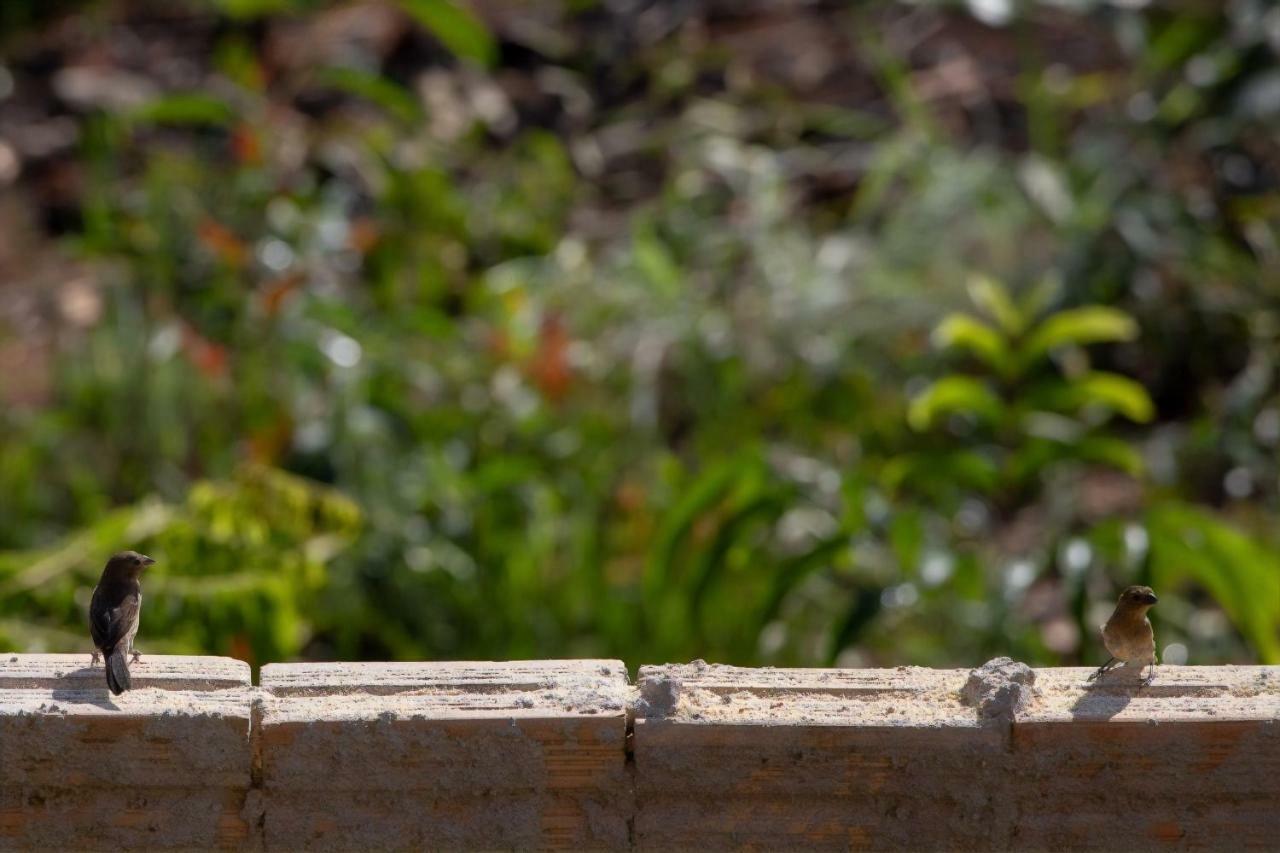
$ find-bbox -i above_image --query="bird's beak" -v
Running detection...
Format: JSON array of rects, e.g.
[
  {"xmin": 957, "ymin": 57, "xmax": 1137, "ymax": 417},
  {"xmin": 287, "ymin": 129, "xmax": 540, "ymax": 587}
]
[
  {"xmin": 140, "ymin": 555, "xmax": 156, "ymax": 567},
  {"xmin": 1143, "ymin": 592, "xmax": 1158, "ymax": 605}
]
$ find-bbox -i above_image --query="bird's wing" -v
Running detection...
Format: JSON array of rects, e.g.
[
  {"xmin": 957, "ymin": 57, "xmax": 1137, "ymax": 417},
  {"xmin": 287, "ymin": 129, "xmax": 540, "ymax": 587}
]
[
  {"xmin": 89, "ymin": 588, "xmax": 109, "ymax": 648},
  {"xmin": 94, "ymin": 594, "xmax": 141, "ymax": 651}
]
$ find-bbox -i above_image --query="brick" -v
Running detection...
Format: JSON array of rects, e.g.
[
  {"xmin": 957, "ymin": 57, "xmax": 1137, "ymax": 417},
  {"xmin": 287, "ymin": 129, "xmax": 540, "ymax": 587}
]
[
  {"xmin": 0, "ymin": 654, "xmax": 253, "ymax": 851},
  {"xmin": 1008, "ymin": 665, "xmax": 1280, "ymax": 850},
  {"xmin": 632, "ymin": 662, "xmax": 1007, "ymax": 851},
  {"xmin": 3, "ymin": 654, "xmax": 1275, "ymax": 851},
  {"xmin": 258, "ymin": 659, "xmax": 629, "ymax": 850}
]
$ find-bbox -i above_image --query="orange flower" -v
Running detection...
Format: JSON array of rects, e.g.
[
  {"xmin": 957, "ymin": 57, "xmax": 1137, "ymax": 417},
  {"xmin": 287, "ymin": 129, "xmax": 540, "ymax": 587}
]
[
  {"xmin": 529, "ymin": 314, "xmax": 573, "ymax": 403},
  {"xmin": 196, "ymin": 218, "xmax": 248, "ymax": 268}
]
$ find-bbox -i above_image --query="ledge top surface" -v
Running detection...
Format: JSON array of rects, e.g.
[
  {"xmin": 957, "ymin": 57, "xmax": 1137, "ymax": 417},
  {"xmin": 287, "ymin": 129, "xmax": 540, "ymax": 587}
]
[
  {"xmin": 1025, "ymin": 665, "xmax": 1280, "ymax": 723},
  {"xmin": 0, "ymin": 653, "xmax": 251, "ymax": 690},
  {"xmin": 634, "ymin": 662, "xmax": 978, "ymax": 728},
  {"xmin": 261, "ymin": 658, "xmax": 630, "ymax": 723}
]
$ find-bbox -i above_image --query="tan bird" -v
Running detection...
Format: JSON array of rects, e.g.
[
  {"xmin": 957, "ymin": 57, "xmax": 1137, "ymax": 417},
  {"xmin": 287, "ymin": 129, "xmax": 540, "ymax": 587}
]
[{"xmin": 1088, "ymin": 585, "xmax": 1158, "ymax": 685}]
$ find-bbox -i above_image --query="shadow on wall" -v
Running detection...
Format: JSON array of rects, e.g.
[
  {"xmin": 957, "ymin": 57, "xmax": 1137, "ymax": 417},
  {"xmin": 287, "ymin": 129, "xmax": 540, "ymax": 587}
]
[{"xmin": 1069, "ymin": 664, "xmax": 1153, "ymax": 720}]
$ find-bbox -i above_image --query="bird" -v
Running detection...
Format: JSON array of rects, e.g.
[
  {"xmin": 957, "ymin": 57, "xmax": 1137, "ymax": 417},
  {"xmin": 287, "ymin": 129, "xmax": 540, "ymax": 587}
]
[
  {"xmin": 89, "ymin": 550, "xmax": 154, "ymax": 695},
  {"xmin": 1088, "ymin": 585, "xmax": 1158, "ymax": 685}
]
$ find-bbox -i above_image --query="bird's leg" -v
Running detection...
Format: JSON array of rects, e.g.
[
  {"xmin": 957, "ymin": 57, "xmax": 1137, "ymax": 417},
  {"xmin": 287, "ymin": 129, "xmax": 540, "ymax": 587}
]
[
  {"xmin": 90, "ymin": 650, "xmax": 101, "ymax": 666},
  {"xmin": 1087, "ymin": 657, "xmax": 1118, "ymax": 682},
  {"xmin": 1141, "ymin": 662, "xmax": 1157, "ymax": 687},
  {"xmin": 130, "ymin": 648, "xmax": 142, "ymax": 664}
]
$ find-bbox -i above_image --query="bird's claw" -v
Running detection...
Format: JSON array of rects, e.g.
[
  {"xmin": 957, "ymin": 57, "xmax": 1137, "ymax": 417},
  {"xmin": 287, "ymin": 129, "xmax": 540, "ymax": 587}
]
[
  {"xmin": 90, "ymin": 650, "xmax": 101, "ymax": 666},
  {"xmin": 1087, "ymin": 661, "xmax": 1116, "ymax": 683},
  {"xmin": 130, "ymin": 650, "xmax": 142, "ymax": 664}
]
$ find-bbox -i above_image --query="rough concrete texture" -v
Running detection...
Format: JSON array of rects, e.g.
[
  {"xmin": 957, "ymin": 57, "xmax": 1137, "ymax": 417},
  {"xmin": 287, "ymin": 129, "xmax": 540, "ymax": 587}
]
[
  {"xmin": 632, "ymin": 662, "xmax": 1009, "ymax": 850},
  {"xmin": 0, "ymin": 653, "xmax": 250, "ymax": 691},
  {"xmin": 258, "ymin": 659, "xmax": 629, "ymax": 851},
  {"xmin": 1008, "ymin": 665, "xmax": 1280, "ymax": 850},
  {"xmin": 0, "ymin": 654, "xmax": 253, "ymax": 850},
  {"xmin": 632, "ymin": 661, "xmax": 1280, "ymax": 851},
  {"xmin": 961, "ymin": 656, "xmax": 1037, "ymax": 720},
  {"xmin": 3, "ymin": 656, "xmax": 1277, "ymax": 851}
]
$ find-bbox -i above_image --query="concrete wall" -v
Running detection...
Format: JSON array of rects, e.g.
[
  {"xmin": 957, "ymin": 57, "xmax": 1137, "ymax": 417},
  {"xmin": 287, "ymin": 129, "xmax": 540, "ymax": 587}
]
[{"xmin": 1, "ymin": 654, "xmax": 1276, "ymax": 850}]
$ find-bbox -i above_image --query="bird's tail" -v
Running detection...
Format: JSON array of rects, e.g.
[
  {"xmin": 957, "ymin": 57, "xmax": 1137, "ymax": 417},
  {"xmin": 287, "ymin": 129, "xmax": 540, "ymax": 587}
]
[{"xmin": 105, "ymin": 648, "xmax": 131, "ymax": 695}]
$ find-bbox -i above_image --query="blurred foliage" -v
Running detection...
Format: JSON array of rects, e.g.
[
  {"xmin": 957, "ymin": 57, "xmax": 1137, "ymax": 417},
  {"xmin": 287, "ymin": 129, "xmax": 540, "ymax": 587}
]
[
  {"xmin": 1, "ymin": 0, "xmax": 1278, "ymax": 668},
  {"xmin": 0, "ymin": 466, "xmax": 360, "ymax": 662},
  {"xmin": 900, "ymin": 277, "xmax": 1152, "ymax": 502}
]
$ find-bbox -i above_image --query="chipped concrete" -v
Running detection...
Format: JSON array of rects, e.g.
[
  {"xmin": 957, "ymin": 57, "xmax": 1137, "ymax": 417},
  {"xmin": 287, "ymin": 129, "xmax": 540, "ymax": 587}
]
[
  {"xmin": 631, "ymin": 661, "xmax": 1280, "ymax": 851},
  {"xmin": 961, "ymin": 656, "xmax": 1037, "ymax": 721},
  {"xmin": 2, "ymin": 656, "xmax": 1277, "ymax": 850}
]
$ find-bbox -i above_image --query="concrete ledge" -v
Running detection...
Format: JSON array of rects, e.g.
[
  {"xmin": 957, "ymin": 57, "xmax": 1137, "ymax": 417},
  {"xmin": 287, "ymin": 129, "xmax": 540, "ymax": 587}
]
[
  {"xmin": 631, "ymin": 662, "xmax": 1280, "ymax": 851},
  {"xmin": 632, "ymin": 662, "xmax": 1005, "ymax": 850},
  {"xmin": 258, "ymin": 659, "xmax": 630, "ymax": 850},
  {"xmin": 1, "ymin": 655, "xmax": 1277, "ymax": 850},
  {"xmin": 0, "ymin": 654, "xmax": 253, "ymax": 850},
  {"xmin": 1010, "ymin": 666, "xmax": 1280, "ymax": 850}
]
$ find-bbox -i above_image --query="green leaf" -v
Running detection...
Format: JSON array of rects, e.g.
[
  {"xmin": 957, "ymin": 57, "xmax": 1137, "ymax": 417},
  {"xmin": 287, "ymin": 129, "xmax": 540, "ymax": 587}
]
[
  {"xmin": 633, "ymin": 219, "xmax": 682, "ymax": 297},
  {"xmin": 643, "ymin": 454, "xmax": 758, "ymax": 605},
  {"xmin": 1021, "ymin": 307, "xmax": 1139, "ymax": 362},
  {"xmin": 1024, "ymin": 372, "xmax": 1154, "ymax": 423},
  {"xmin": 888, "ymin": 509, "xmax": 923, "ymax": 573},
  {"xmin": 757, "ymin": 535, "xmax": 850, "ymax": 627},
  {"xmin": 881, "ymin": 450, "xmax": 999, "ymax": 497},
  {"xmin": 1074, "ymin": 436, "xmax": 1145, "ymax": 475},
  {"xmin": 941, "ymin": 450, "xmax": 1002, "ymax": 493},
  {"xmin": 397, "ymin": 0, "xmax": 496, "ymax": 66},
  {"xmin": 826, "ymin": 585, "xmax": 882, "ymax": 665},
  {"xmin": 932, "ymin": 314, "xmax": 1011, "ymax": 372},
  {"xmin": 127, "ymin": 94, "xmax": 236, "ymax": 127},
  {"xmin": 1070, "ymin": 372, "xmax": 1155, "ymax": 423},
  {"xmin": 319, "ymin": 67, "xmax": 422, "ymax": 125},
  {"xmin": 688, "ymin": 491, "xmax": 789, "ymax": 629},
  {"xmin": 907, "ymin": 377, "xmax": 1002, "ymax": 431},
  {"xmin": 967, "ymin": 274, "xmax": 1023, "ymax": 335},
  {"xmin": 1020, "ymin": 272, "xmax": 1062, "ymax": 320},
  {"xmin": 1146, "ymin": 502, "xmax": 1280, "ymax": 663},
  {"xmin": 213, "ymin": 0, "xmax": 293, "ymax": 19}
]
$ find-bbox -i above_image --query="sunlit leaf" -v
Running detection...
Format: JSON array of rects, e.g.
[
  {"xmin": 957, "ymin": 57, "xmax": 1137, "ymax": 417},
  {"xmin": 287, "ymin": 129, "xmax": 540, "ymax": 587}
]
[
  {"xmin": 907, "ymin": 377, "xmax": 1002, "ymax": 430},
  {"xmin": 1021, "ymin": 307, "xmax": 1139, "ymax": 361},
  {"xmin": 1147, "ymin": 502, "xmax": 1280, "ymax": 663},
  {"xmin": 1068, "ymin": 372, "xmax": 1155, "ymax": 423},
  {"xmin": 397, "ymin": 0, "xmax": 497, "ymax": 66},
  {"xmin": 932, "ymin": 314, "xmax": 1011, "ymax": 372},
  {"xmin": 967, "ymin": 274, "xmax": 1023, "ymax": 335}
]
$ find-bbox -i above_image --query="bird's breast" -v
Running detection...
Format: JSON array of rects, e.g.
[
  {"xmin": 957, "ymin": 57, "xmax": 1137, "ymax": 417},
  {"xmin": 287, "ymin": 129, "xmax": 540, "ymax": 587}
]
[{"xmin": 1102, "ymin": 616, "xmax": 1155, "ymax": 662}]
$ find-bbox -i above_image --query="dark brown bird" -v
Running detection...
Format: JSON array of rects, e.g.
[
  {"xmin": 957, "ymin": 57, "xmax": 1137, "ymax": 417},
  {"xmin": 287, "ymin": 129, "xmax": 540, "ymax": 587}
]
[
  {"xmin": 1088, "ymin": 585, "xmax": 1158, "ymax": 685},
  {"xmin": 89, "ymin": 551, "xmax": 153, "ymax": 695}
]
